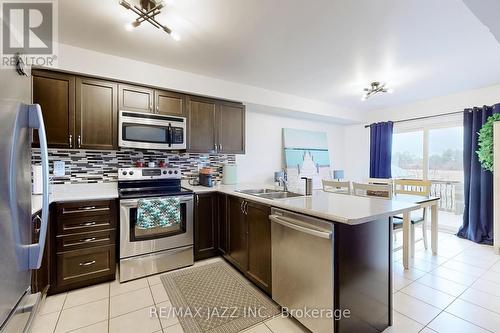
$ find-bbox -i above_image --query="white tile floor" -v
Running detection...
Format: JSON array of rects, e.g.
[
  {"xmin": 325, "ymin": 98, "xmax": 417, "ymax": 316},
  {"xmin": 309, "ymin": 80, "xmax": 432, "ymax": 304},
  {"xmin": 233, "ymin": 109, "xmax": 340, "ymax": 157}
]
[{"xmin": 32, "ymin": 232, "xmax": 500, "ymax": 333}]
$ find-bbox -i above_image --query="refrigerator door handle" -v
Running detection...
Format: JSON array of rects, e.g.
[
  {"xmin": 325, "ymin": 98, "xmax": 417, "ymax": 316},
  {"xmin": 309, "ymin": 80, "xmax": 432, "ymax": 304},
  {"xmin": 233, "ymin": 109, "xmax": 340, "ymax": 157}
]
[{"xmin": 27, "ymin": 104, "xmax": 49, "ymax": 269}]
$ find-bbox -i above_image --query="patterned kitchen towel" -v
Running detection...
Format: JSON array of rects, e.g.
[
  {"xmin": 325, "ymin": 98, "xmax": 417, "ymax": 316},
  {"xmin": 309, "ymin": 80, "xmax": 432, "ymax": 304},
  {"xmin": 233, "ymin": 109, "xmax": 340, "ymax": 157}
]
[{"xmin": 136, "ymin": 197, "xmax": 181, "ymax": 229}]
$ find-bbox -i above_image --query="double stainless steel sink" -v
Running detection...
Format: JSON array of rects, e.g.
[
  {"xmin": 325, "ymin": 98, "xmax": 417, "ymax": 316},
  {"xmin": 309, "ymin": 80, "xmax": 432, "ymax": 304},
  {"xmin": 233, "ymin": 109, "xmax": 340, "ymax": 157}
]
[{"xmin": 235, "ymin": 188, "xmax": 304, "ymax": 199}]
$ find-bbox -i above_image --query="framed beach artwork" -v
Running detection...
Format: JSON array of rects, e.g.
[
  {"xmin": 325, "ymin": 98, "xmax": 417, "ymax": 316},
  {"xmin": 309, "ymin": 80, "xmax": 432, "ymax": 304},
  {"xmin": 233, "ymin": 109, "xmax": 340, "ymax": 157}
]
[{"xmin": 282, "ymin": 128, "xmax": 332, "ymax": 189}]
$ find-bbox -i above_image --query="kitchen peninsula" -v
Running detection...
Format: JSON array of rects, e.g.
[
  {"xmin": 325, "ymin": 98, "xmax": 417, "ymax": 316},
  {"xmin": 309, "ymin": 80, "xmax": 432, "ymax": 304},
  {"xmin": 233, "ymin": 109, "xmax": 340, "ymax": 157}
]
[{"xmin": 33, "ymin": 181, "xmax": 417, "ymax": 333}]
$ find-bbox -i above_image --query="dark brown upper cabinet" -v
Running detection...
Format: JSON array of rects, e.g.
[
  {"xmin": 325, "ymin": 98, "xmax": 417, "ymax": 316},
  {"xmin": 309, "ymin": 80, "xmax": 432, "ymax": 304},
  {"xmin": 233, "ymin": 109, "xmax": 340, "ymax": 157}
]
[
  {"xmin": 187, "ymin": 96, "xmax": 217, "ymax": 153},
  {"xmin": 217, "ymin": 102, "xmax": 245, "ymax": 154},
  {"xmin": 187, "ymin": 97, "xmax": 245, "ymax": 154},
  {"xmin": 118, "ymin": 84, "xmax": 154, "ymax": 113},
  {"xmin": 76, "ymin": 78, "xmax": 118, "ymax": 150},
  {"xmin": 33, "ymin": 70, "xmax": 118, "ymax": 150},
  {"xmin": 32, "ymin": 70, "xmax": 75, "ymax": 148},
  {"xmin": 32, "ymin": 69, "xmax": 245, "ymax": 152},
  {"xmin": 155, "ymin": 89, "xmax": 186, "ymax": 116}
]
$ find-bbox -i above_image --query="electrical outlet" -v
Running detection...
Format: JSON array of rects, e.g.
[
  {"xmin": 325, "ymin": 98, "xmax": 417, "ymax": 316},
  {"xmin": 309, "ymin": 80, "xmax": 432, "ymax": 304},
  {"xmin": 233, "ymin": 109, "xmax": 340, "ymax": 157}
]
[{"xmin": 53, "ymin": 161, "xmax": 65, "ymax": 177}]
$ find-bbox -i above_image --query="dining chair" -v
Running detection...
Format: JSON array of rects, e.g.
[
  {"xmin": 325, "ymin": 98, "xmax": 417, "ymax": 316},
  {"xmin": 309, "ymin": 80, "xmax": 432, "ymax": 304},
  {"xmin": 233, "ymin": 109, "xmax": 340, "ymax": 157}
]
[
  {"xmin": 368, "ymin": 178, "xmax": 394, "ymax": 188},
  {"xmin": 393, "ymin": 179, "xmax": 432, "ymax": 250},
  {"xmin": 352, "ymin": 182, "xmax": 407, "ymax": 251},
  {"xmin": 322, "ymin": 179, "xmax": 351, "ymax": 194},
  {"xmin": 352, "ymin": 182, "xmax": 393, "ymax": 198}
]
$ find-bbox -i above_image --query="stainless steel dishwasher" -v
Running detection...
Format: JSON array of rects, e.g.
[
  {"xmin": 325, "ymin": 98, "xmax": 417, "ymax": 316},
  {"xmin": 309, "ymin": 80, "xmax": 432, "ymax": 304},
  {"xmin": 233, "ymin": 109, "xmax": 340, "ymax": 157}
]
[{"xmin": 270, "ymin": 208, "xmax": 334, "ymax": 333}]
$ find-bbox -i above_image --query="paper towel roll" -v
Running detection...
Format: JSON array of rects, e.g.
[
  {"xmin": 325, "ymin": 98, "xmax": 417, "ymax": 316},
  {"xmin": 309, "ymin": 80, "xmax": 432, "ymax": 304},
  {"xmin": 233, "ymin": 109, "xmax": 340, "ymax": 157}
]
[{"xmin": 32, "ymin": 165, "xmax": 43, "ymax": 194}]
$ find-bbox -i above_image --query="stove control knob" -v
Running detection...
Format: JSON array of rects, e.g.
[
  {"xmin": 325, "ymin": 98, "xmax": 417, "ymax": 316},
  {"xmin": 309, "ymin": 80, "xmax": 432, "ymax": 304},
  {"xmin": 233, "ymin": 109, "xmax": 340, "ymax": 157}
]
[
  {"xmin": 122, "ymin": 171, "xmax": 127, "ymax": 176},
  {"xmin": 129, "ymin": 171, "xmax": 134, "ymax": 175},
  {"xmin": 162, "ymin": 170, "xmax": 167, "ymax": 175},
  {"xmin": 174, "ymin": 170, "xmax": 178, "ymax": 174},
  {"xmin": 168, "ymin": 170, "xmax": 173, "ymax": 174}
]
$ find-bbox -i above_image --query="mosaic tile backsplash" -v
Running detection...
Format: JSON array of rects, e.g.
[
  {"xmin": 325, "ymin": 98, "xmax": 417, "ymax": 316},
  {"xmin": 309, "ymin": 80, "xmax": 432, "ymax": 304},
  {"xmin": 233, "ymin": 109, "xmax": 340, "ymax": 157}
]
[{"xmin": 31, "ymin": 149, "xmax": 236, "ymax": 184}]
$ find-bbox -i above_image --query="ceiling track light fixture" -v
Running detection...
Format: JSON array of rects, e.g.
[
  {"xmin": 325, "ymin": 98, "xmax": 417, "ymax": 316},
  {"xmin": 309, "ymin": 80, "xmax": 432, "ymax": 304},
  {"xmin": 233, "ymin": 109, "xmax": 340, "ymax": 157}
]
[
  {"xmin": 120, "ymin": 0, "xmax": 180, "ymax": 40},
  {"xmin": 361, "ymin": 81, "xmax": 393, "ymax": 101}
]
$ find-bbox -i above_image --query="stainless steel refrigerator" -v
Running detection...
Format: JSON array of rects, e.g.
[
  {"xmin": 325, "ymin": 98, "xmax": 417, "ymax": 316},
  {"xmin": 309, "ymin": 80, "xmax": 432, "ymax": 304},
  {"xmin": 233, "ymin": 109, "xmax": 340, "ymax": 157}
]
[{"xmin": 0, "ymin": 66, "xmax": 49, "ymax": 333}]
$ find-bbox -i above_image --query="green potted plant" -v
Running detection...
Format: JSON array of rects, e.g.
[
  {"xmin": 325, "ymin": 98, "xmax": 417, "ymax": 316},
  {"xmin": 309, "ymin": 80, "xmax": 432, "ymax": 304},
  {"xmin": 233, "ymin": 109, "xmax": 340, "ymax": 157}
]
[{"xmin": 476, "ymin": 113, "xmax": 500, "ymax": 172}]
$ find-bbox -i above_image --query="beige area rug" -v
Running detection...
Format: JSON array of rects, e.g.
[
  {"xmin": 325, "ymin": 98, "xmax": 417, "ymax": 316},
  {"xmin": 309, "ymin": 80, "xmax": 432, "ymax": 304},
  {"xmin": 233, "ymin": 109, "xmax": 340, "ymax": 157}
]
[{"xmin": 160, "ymin": 261, "xmax": 280, "ymax": 333}]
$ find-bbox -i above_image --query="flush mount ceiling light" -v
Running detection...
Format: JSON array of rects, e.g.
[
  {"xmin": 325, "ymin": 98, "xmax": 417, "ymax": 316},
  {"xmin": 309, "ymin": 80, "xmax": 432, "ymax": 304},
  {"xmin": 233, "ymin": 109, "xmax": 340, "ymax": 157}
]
[
  {"xmin": 120, "ymin": 0, "xmax": 180, "ymax": 40},
  {"xmin": 361, "ymin": 82, "xmax": 393, "ymax": 101}
]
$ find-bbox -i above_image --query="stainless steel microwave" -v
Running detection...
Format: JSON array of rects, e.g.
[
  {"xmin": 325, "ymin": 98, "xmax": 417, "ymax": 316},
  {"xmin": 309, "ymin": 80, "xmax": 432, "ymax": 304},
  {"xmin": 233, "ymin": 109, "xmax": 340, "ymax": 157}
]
[{"xmin": 118, "ymin": 110, "xmax": 186, "ymax": 150}]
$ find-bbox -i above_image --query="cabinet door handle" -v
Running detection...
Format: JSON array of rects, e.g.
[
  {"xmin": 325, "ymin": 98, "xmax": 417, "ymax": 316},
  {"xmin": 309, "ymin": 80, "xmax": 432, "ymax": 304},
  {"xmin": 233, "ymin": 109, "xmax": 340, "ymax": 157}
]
[
  {"xmin": 69, "ymin": 134, "xmax": 72, "ymax": 148},
  {"xmin": 244, "ymin": 201, "xmax": 248, "ymax": 215},
  {"xmin": 79, "ymin": 260, "xmax": 96, "ymax": 267},
  {"xmin": 79, "ymin": 206, "xmax": 96, "ymax": 210},
  {"xmin": 33, "ymin": 214, "xmax": 42, "ymax": 234},
  {"xmin": 77, "ymin": 135, "xmax": 81, "ymax": 148},
  {"xmin": 80, "ymin": 222, "xmax": 96, "ymax": 227},
  {"xmin": 63, "ymin": 206, "xmax": 109, "ymax": 214},
  {"xmin": 240, "ymin": 201, "xmax": 244, "ymax": 214},
  {"xmin": 80, "ymin": 237, "xmax": 96, "ymax": 243}
]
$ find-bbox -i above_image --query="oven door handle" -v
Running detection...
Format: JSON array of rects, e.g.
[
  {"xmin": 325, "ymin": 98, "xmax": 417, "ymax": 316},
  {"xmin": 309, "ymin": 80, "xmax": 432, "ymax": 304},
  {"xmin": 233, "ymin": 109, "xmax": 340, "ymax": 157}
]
[{"xmin": 120, "ymin": 196, "xmax": 194, "ymax": 207}]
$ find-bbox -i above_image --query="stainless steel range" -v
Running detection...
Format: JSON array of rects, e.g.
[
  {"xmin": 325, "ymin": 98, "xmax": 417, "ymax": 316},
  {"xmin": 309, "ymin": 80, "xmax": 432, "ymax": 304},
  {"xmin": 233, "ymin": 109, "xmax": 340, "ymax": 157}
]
[{"xmin": 118, "ymin": 167, "xmax": 194, "ymax": 282}]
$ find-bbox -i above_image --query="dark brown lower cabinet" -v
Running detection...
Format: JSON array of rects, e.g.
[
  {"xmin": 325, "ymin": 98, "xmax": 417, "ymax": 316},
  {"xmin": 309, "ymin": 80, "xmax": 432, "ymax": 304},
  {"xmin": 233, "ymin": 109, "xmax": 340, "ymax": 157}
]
[
  {"xmin": 31, "ymin": 210, "xmax": 50, "ymax": 294},
  {"xmin": 49, "ymin": 200, "xmax": 117, "ymax": 295},
  {"xmin": 222, "ymin": 196, "xmax": 271, "ymax": 295},
  {"xmin": 245, "ymin": 201, "xmax": 271, "ymax": 294},
  {"xmin": 55, "ymin": 245, "xmax": 115, "ymax": 289},
  {"xmin": 226, "ymin": 196, "xmax": 247, "ymax": 272},
  {"xmin": 217, "ymin": 194, "xmax": 228, "ymax": 254},
  {"xmin": 194, "ymin": 193, "xmax": 218, "ymax": 261}
]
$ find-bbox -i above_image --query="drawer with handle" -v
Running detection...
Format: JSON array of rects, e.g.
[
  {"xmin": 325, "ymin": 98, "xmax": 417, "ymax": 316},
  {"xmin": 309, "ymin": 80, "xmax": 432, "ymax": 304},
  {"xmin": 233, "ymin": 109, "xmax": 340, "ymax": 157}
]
[
  {"xmin": 56, "ymin": 215, "xmax": 116, "ymax": 235},
  {"xmin": 55, "ymin": 200, "xmax": 116, "ymax": 220},
  {"xmin": 56, "ymin": 230, "xmax": 115, "ymax": 252},
  {"xmin": 56, "ymin": 245, "xmax": 115, "ymax": 288}
]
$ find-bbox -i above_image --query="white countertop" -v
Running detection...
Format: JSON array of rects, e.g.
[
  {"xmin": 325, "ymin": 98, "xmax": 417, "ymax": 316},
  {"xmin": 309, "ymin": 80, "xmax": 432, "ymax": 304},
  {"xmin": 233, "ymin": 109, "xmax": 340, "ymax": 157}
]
[
  {"xmin": 31, "ymin": 182, "xmax": 118, "ymax": 215},
  {"xmin": 31, "ymin": 181, "xmax": 417, "ymax": 225},
  {"xmin": 182, "ymin": 181, "xmax": 419, "ymax": 225}
]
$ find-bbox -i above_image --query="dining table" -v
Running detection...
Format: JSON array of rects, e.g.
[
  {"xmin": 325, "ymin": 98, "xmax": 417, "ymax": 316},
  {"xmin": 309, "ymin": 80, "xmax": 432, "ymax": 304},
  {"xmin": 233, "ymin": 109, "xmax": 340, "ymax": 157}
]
[{"xmin": 392, "ymin": 194, "xmax": 441, "ymax": 269}]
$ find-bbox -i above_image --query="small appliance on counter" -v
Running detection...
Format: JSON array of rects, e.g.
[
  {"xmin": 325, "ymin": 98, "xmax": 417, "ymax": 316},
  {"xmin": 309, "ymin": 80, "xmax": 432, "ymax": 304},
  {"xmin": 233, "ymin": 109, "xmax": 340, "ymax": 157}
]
[
  {"xmin": 198, "ymin": 167, "xmax": 215, "ymax": 187},
  {"xmin": 222, "ymin": 164, "xmax": 237, "ymax": 185}
]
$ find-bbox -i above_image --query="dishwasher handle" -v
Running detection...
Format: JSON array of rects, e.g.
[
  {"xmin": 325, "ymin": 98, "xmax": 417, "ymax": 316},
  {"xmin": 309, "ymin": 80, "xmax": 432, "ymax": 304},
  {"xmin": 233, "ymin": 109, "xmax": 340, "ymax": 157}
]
[{"xmin": 270, "ymin": 214, "xmax": 332, "ymax": 239}]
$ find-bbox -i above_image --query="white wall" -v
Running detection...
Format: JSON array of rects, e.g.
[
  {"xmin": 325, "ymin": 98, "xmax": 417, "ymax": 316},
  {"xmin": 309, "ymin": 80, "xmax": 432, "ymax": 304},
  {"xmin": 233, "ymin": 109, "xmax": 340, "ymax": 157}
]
[
  {"xmin": 343, "ymin": 124, "xmax": 370, "ymax": 182},
  {"xmin": 236, "ymin": 107, "xmax": 345, "ymax": 184},
  {"xmin": 54, "ymin": 43, "xmax": 362, "ymax": 123},
  {"xmin": 345, "ymin": 84, "xmax": 500, "ymax": 182},
  {"xmin": 366, "ymin": 84, "xmax": 500, "ymax": 123}
]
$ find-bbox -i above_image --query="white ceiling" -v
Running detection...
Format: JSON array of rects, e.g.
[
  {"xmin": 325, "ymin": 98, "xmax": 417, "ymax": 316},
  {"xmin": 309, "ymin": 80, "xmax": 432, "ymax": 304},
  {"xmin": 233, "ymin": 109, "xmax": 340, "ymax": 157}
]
[
  {"xmin": 58, "ymin": 0, "xmax": 500, "ymax": 112},
  {"xmin": 463, "ymin": 0, "xmax": 500, "ymax": 44}
]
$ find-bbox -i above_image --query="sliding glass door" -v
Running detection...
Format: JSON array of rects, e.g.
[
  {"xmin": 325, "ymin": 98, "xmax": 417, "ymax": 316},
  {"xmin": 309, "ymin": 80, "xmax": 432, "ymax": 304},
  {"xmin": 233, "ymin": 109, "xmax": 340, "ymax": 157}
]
[{"xmin": 391, "ymin": 123, "xmax": 464, "ymax": 231}]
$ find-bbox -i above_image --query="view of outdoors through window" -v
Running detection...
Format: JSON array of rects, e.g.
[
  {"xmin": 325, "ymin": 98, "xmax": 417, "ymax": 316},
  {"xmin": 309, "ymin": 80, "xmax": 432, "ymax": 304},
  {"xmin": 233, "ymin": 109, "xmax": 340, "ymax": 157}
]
[
  {"xmin": 391, "ymin": 131, "xmax": 424, "ymax": 179},
  {"xmin": 391, "ymin": 127, "xmax": 463, "ymax": 181},
  {"xmin": 428, "ymin": 127, "xmax": 463, "ymax": 182},
  {"xmin": 391, "ymin": 126, "xmax": 464, "ymax": 231}
]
